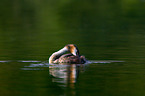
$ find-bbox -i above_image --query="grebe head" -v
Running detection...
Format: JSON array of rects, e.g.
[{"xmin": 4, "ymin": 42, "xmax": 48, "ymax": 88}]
[{"xmin": 65, "ymin": 44, "xmax": 80, "ymax": 56}]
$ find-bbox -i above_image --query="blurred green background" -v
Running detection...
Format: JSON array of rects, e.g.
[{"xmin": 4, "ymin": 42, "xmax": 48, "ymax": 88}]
[
  {"xmin": 0, "ymin": 0, "xmax": 145, "ymax": 96},
  {"xmin": 0, "ymin": 0, "xmax": 145, "ymax": 61}
]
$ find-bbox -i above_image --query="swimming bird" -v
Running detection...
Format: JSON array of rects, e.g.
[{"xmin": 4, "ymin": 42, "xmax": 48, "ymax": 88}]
[{"xmin": 49, "ymin": 44, "xmax": 87, "ymax": 64}]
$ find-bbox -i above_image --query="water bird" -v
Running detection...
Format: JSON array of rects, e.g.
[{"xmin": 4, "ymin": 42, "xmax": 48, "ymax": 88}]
[{"xmin": 49, "ymin": 44, "xmax": 87, "ymax": 64}]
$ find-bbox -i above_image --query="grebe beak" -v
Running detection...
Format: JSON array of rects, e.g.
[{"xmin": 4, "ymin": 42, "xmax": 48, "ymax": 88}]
[{"xmin": 72, "ymin": 48, "xmax": 78, "ymax": 56}]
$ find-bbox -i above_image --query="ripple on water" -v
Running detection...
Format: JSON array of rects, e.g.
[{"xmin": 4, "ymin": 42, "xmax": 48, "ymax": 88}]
[
  {"xmin": 18, "ymin": 60, "xmax": 41, "ymax": 63},
  {"xmin": 0, "ymin": 60, "xmax": 42, "ymax": 63},
  {"xmin": 0, "ymin": 61, "xmax": 10, "ymax": 62},
  {"xmin": 0, "ymin": 60, "xmax": 124, "ymax": 70},
  {"xmin": 87, "ymin": 60, "xmax": 124, "ymax": 64}
]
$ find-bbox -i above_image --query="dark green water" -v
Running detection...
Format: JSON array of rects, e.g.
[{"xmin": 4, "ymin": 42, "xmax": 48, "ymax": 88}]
[{"xmin": 0, "ymin": 0, "xmax": 145, "ymax": 96}]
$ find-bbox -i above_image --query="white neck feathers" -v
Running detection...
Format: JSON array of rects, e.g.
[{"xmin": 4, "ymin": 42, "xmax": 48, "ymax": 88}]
[{"xmin": 49, "ymin": 47, "xmax": 68, "ymax": 63}]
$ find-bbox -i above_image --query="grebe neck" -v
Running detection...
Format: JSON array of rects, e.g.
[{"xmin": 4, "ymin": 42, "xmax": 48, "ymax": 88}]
[{"xmin": 49, "ymin": 47, "xmax": 68, "ymax": 64}]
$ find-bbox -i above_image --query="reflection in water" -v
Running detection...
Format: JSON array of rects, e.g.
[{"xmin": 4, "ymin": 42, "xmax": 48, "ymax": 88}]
[
  {"xmin": 20, "ymin": 60, "xmax": 124, "ymax": 96},
  {"xmin": 48, "ymin": 60, "xmax": 124, "ymax": 88},
  {"xmin": 18, "ymin": 60, "xmax": 125, "ymax": 96},
  {"xmin": 49, "ymin": 64, "xmax": 86, "ymax": 88},
  {"xmin": 49, "ymin": 63, "xmax": 86, "ymax": 96}
]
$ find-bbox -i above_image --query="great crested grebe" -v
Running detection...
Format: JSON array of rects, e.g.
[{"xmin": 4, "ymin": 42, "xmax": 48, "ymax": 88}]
[{"xmin": 49, "ymin": 44, "xmax": 87, "ymax": 64}]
